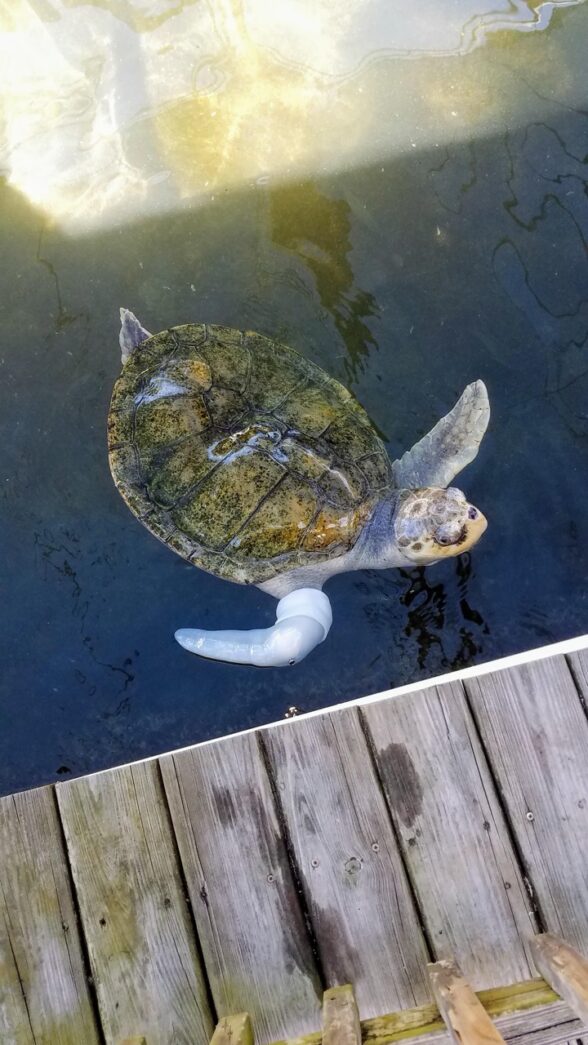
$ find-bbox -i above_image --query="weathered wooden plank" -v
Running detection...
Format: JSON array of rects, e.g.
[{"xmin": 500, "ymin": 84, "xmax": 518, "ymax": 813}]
[
  {"xmin": 363, "ymin": 682, "xmax": 537, "ymax": 988},
  {"xmin": 530, "ymin": 934, "xmax": 588, "ymax": 1026},
  {"xmin": 263, "ymin": 710, "xmax": 430, "ymax": 1016},
  {"xmin": 428, "ymin": 959, "xmax": 506, "ymax": 1045},
  {"xmin": 277, "ymin": 979, "xmax": 584, "ymax": 1045},
  {"xmin": 210, "ymin": 1012, "xmax": 254, "ymax": 1045},
  {"xmin": 0, "ymin": 904, "xmax": 35, "ymax": 1045},
  {"xmin": 322, "ymin": 985, "xmax": 361, "ymax": 1045},
  {"xmin": 160, "ymin": 732, "xmax": 322, "ymax": 1044},
  {"xmin": 56, "ymin": 761, "xmax": 213, "ymax": 1045},
  {"xmin": 0, "ymin": 785, "xmax": 99, "ymax": 1045},
  {"xmin": 466, "ymin": 657, "xmax": 588, "ymax": 951}
]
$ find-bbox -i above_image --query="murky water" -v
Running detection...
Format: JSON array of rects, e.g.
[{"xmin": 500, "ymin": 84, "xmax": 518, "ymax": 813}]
[{"xmin": 1, "ymin": 0, "xmax": 588, "ymax": 794}]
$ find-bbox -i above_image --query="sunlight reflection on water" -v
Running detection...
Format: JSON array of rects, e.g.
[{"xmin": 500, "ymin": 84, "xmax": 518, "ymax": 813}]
[{"xmin": 0, "ymin": 0, "xmax": 584, "ymax": 231}]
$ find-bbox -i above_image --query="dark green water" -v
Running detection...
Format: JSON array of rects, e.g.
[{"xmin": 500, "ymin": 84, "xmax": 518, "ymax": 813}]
[{"xmin": 1, "ymin": 0, "xmax": 588, "ymax": 793}]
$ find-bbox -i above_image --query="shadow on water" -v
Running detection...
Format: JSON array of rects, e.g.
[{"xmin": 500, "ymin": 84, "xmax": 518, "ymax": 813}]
[
  {"xmin": 269, "ymin": 182, "xmax": 380, "ymax": 383},
  {"xmin": 1, "ymin": 5, "xmax": 588, "ymax": 791}
]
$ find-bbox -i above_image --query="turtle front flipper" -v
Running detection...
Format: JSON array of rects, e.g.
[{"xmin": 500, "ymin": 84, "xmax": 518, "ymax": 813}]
[
  {"xmin": 175, "ymin": 589, "xmax": 333, "ymax": 667},
  {"xmin": 391, "ymin": 380, "xmax": 490, "ymax": 489}
]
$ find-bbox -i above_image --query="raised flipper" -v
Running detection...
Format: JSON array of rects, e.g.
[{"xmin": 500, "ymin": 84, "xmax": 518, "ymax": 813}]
[
  {"xmin": 391, "ymin": 380, "xmax": 490, "ymax": 489},
  {"xmin": 119, "ymin": 308, "xmax": 152, "ymax": 363},
  {"xmin": 175, "ymin": 588, "xmax": 333, "ymax": 667}
]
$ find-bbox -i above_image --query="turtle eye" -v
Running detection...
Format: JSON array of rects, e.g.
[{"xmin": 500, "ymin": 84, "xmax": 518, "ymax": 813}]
[{"xmin": 468, "ymin": 506, "xmax": 478, "ymax": 520}]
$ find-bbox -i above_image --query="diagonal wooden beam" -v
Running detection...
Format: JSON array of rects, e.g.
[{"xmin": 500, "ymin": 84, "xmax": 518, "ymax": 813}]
[
  {"xmin": 322, "ymin": 985, "xmax": 361, "ymax": 1045},
  {"xmin": 428, "ymin": 959, "xmax": 506, "ymax": 1045},
  {"xmin": 210, "ymin": 1012, "xmax": 254, "ymax": 1045},
  {"xmin": 530, "ymin": 933, "xmax": 588, "ymax": 1026}
]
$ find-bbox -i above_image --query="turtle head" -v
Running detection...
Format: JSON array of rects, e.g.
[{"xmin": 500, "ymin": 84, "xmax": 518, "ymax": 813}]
[{"xmin": 394, "ymin": 486, "xmax": 487, "ymax": 564}]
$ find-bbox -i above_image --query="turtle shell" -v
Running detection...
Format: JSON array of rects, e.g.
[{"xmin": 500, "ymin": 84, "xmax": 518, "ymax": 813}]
[{"xmin": 108, "ymin": 324, "xmax": 392, "ymax": 584}]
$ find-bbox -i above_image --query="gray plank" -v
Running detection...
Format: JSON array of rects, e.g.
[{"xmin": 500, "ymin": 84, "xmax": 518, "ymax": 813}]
[
  {"xmin": 0, "ymin": 785, "xmax": 99, "ymax": 1045},
  {"xmin": 363, "ymin": 682, "xmax": 537, "ymax": 989},
  {"xmin": 160, "ymin": 731, "xmax": 322, "ymax": 1045},
  {"xmin": 466, "ymin": 657, "xmax": 588, "ymax": 952},
  {"xmin": 263, "ymin": 709, "xmax": 430, "ymax": 1016},
  {"xmin": 57, "ymin": 761, "xmax": 213, "ymax": 1045}
]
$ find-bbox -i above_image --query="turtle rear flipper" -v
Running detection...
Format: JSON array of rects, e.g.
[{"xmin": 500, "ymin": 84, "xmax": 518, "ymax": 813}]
[
  {"xmin": 391, "ymin": 380, "xmax": 490, "ymax": 489},
  {"xmin": 175, "ymin": 588, "xmax": 333, "ymax": 667},
  {"xmin": 119, "ymin": 308, "xmax": 152, "ymax": 363}
]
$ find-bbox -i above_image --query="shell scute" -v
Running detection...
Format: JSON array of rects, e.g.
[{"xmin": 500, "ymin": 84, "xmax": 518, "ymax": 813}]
[
  {"xmin": 227, "ymin": 474, "xmax": 318, "ymax": 561},
  {"xmin": 205, "ymin": 385, "xmax": 247, "ymax": 427},
  {"xmin": 322, "ymin": 411, "xmax": 380, "ymax": 461},
  {"xmin": 170, "ymin": 450, "xmax": 286, "ymax": 550},
  {"xmin": 145, "ymin": 437, "xmax": 217, "ymax": 508},
  {"xmin": 358, "ymin": 451, "xmax": 392, "ymax": 491},
  {"xmin": 273, "ymin": 382, "xmax": 341, "ymax": 437},
  {"xmin": 243, "ymin": 332, "xmax": 309, "ymax": 409},
  {"xmin": 302, "ymin": 502, "xmax": 370, "ymax": 553},
  {"xmin": 317, "ymin": 461, "xmax": 366, "ymax": 508},
  {"xmin": 134, "ymin": 395, "xmax": 210, "ymax": 449},
  {"xmin": 163, "ymin": 356, "xmax": 213, "ymax": 392},
  {"xmin": 195, "ymin": 326, "xmax": 250, "ymax": 391}
]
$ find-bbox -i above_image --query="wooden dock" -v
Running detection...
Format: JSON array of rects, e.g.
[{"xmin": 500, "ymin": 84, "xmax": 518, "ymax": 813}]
[{"xmin": 2, "ymin": 640, "xmax": 588, "ymax": 1044}]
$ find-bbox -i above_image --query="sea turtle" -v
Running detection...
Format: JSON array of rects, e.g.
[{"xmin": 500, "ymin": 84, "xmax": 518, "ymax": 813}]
[{"xmin": 109, "ymin": 310, "xmax": 489, "ymax": 667}]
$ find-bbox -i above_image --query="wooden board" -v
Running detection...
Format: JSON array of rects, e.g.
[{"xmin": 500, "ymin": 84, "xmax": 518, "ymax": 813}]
[
  {"xmin": 277, "ymin": 979, "xmax": 584, "ymax": 1045},
  {"xmin": 568, "ymin": 648, "xmax": 588, "ymax": 711},
  {"xmin": 160, "ymin": 732, "xmax": 322, "ymax": 1045},
  {"xmin": 363, "ymin": 682, "xmax": 537, "ymax": 988},
  {"xmin": 428, "ymin": 959, "xmax": 506, "ymax": 1045},
  {"xmin": 56, "ymin": 761, "xmax": 213, "ymax": 1045},
  {"xmin": 322, "ymin": 985, "xmax": 361, "ymax": 1045},
  {"xmin": 210, "ymin": 1013, "xmax": 254, "ymax": 1045},
  {"xmin": 530, "ymin": 934, "xmax": 588, "ymax": 1026},
  {"xmin": 263, "ymin": 710, "xmax": 430, "ymax": 1016},
  {"xmin": 466, "ymin": 658, "xmax": 588, "ymax": 952},
  {"xmin": 0, "ymin": 785, "xmax": 99, "ymax": 1045}
]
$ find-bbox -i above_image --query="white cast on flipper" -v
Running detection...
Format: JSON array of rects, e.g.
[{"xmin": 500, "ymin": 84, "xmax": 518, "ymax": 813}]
[{"xmin": 175, "ymin": 588, "xmax": 333, "ymax": 667}]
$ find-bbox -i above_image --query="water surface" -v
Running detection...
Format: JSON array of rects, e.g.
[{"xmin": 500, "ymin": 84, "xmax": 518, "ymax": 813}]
[{"xmin": 1, "ymin": 0, "xmax": 588, "ymax": 793}]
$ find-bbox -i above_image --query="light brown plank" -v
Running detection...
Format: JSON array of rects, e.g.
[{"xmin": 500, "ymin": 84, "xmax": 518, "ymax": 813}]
[
  {"xmin": 466, "ymin": 657, "xmax": 588, "ymax": 950},
  {"xmin": 279, "ymin": 993, "xmax": 583, "ymax": 1045},
  {"xmin": 210, "ymin": 1013, "xmax": 254, "ymax": 1045},
  {"xmin": 160, "ymin": 732, "xmax": 322, "ymax": 1045},
  {"xmin": 0, "ymin": 904, "xmax": 35, "ymax": 1045},
  {"xmin": 278, "ymin": 979, "xmax": 584, "ymax": 1045},
  {"xmin": 322, "ymin": 985, "xmax": 361, "ymax": 1045},
  {"xmin": 363, "ymin": 682, "xmax": 537, "ymax": 989},
  {"xmin": 263, "ymin": 710, "xmax": 430, "ymax": 1016},
  {"xmin": 0, "ymin": 785, "xmax": 99, "ymax": 1045},
  {"xmin": 428, "ymin": 959, "xmax": 506, "ymax": 1045},
  {"xmin": 530, "ymin": 934, "xmax": 588, "ymax": 1026},
  {"xmin": 56, "ymin": 761, "xmax": 213, "ymax": 1045}
]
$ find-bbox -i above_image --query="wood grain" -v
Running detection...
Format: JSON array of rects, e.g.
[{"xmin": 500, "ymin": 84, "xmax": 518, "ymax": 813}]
[
  {"xmin": 363, "ymin": 682, "xmax": 537, "ymax": 988},
  {"xmin": 530, "ymin": 934, "xmax": 588, "ymax": 1026},
  {"xmin": 56, "ymin": 761, "xmax": 213, "ymax": 1045},
  {"xmin": 466, "ymin": 658, "xmax": 588, "ymax": 951},
  {"xmin": 428, "ymin": 959, "xmax": 506, "ymax": 1045},
  {"xmin": 0, "ymin": 785, "xmax": 99, "ymax": 1045},
  {"xmin": 263, "ymin": 709, "xmax": 430, "ymax": 1016},
  {"xmin": 160, "ymin": 731, "xmax": 322, "ymax": 1045}
]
